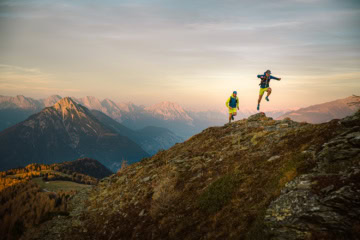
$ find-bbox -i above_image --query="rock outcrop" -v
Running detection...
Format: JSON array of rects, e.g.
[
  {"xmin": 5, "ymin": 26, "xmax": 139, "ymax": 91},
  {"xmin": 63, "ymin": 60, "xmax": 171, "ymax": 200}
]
[{"xmin": 265, "ymin": 111, "xmax": 360, "ymax": 239}]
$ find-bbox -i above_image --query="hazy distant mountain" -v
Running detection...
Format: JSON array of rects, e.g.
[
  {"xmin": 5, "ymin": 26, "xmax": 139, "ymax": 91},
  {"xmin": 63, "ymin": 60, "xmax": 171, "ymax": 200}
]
[
  {"xmin": 74, "ymin": 98, "xmax": 196, "ymax": 135},
  {"xmin": 186, "ymin": 110, "xmax": 226, "ymax": 134},
  {"xmin": 74, "ymin": 97, "xmax": 138, "ymax": 122},
  {"xmin": 0, "ymin": 95, "xmax": 42, "ymax": 110},
  {"xmin": 119, "ymin": 101, "xmax": 197, "ymax": 138},
  {"xmin": 277, "ymin": 95, "xmax": 360, "ymax": 123},
  {"xmin": 91, "ymin": 110, "xmax": 183, "ymax": 155},
  {"xmin": 42, "ymin": 94, "xmax": 62, "ymax": 107},
  {"xmin": 0, "ymin": 95, "xmax": 63, "ymax": 131},
  {"xmin": 101, "ymin": 98, "xmax": 123, "ymax": 120},
  {"xmin": 0, "ymin": 97, "xmax": 149, "ymax": 172},
  {"xmin": 0, "ymin": 95, "xmax": 41, "ymax": 131},
  {"xmin": 117, "ymin": 102, "xmax": 143, "ymax": 114},
  {"xmin": 144, "ymin": 101, "xmax": 193, "ymax": 122},
  {"xmin": 265, "ymin": 110, "xmax": 295, "ymax": 119},
  {"xmin": 74, "ymin": 99, "xmax": 196, "ymax": 138},
  {"xmin": 74, "ymin": 96, "xmax": 105, "ymax": 111},
  {"xmin": 0, "ymin": 94, "xmax": 63, "ymax": 110},
  {"xmin": 72, "ymin": 97, "xmax": 195, "ymax": 138}
]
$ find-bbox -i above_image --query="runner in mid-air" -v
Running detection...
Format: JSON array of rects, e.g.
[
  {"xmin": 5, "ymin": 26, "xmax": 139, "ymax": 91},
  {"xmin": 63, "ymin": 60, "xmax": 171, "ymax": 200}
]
[
  {"xmin": 226, "ymin": 91, "xmax": 239, "ymax": 124},
  {"xmin": 257, "ymin": 70, "xmax": 281, "ymax": 111}
]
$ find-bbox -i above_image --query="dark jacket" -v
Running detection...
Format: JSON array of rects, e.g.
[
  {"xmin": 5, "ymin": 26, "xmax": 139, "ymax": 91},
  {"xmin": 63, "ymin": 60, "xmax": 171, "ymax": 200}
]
[{"xmin": 257, "ymin": 73, "xmax": 280, "ymax": 88}]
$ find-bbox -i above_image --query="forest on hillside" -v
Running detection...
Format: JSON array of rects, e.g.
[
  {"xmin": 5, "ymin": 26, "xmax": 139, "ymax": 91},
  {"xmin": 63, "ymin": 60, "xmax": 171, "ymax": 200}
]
[
  {"xmin": 0, "ymin": 181, "xmax": 75, "ymax": 240},
  {"xmin": 1, "ymin": 160, "xmax": 110, "ymax": 190},
  {"xmin": 0, "ymin": 159, "xmax": 109, "ymax": 240}
]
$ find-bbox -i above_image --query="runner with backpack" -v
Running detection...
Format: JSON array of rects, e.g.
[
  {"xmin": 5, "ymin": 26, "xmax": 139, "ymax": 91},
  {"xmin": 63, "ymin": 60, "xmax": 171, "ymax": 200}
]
[
  {"xmin": 226, "ymin": 91, "xmax": 239, "ymax": 123},
  {"xmin": 257, "ymin": 70, "xmax": 281, "ymax": 111}
]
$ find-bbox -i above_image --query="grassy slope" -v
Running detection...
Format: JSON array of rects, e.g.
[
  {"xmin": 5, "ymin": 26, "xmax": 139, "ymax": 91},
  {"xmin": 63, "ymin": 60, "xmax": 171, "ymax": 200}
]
[
  {"xmin": 31, "ymin": 177, "xmax": 91, "ymax": 192},
  {"xmin": 63, "ymin": 114, "xmax": 341, "ymax": 240},
  {"xmin": 2, "ymin": 170, "xmax": 92, "ymax": 192}
]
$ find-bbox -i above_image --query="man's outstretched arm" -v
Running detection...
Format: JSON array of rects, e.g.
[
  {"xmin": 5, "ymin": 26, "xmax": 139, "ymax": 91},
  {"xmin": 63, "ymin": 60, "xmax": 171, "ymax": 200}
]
[{"xmin": 270, "ymin": 76, "xmax": 281, "ymax": 80}]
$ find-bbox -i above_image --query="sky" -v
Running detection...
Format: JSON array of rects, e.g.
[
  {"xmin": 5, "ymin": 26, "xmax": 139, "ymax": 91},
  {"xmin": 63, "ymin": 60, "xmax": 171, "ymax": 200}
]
[{"xmin": 0, "ymin": 0, "xmax": 359, "ymax": 111}]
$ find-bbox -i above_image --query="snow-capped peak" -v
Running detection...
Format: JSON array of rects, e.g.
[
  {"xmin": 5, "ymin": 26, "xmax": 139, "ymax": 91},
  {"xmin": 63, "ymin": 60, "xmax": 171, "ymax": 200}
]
[{"xmin": 145, "ymin": 101, "xmax": 193, "ymax": 121}]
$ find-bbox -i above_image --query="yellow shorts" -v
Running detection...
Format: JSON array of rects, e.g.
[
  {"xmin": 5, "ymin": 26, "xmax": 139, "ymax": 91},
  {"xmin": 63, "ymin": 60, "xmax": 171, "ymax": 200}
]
[
  {"xmin": 259, "ymin": 87, "xmax": 269, "ymax": 95},
  {"xmin": 229, "ymin": 108, "xmax": 237, "ymax": 114}
]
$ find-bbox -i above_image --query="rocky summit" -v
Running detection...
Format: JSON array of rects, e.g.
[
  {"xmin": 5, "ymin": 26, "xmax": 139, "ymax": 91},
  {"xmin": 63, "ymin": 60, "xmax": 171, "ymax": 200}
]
[{"xmin": 21, "ymin": 111, "xmax": 360, "ymax": 240}]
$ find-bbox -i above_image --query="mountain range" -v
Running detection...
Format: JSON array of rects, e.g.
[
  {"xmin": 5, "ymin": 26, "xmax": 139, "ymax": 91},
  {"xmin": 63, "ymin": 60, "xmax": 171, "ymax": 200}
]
[
  {"xmin": 0, "ymin": 95, "xmax": 219, "ymax": 138},
  {"xmin": 277, "ymin": 95, "xmax": 360, "ymax": 123},
  {"xmin": 0, "ymin": 97, "xmax": 149, "ymax": 172},
  {"xmin": 1, "ymin": 94, "xmax": 359, "ymax": 139},
  {"xmin": 0, "ymin": 95, "xmax": 295, "ymax": 139}
]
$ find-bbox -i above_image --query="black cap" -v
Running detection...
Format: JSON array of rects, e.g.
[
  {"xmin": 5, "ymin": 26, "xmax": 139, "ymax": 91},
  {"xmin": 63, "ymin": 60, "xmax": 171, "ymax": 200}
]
[{"xmin": 266, "ymin": 70, "xmax": 271, "ymax": 74}]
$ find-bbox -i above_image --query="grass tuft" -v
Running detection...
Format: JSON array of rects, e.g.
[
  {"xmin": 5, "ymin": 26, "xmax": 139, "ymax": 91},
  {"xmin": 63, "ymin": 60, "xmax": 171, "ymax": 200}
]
[{"xmin": 198, "ymin": 173, "xmax": 241, "ymax": 214}]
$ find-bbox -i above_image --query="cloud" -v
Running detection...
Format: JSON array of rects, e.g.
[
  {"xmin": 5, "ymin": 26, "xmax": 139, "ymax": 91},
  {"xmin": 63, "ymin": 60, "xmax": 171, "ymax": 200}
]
[
  {"xmin": 0, "ymin": 82, "xmax": 80, "ymax": 92},
  {"xmin": 0, "ymin": 64, "xmax": 53, "ymax": 83},
  {"xmin": 0, "ymin": 0, "xmax": 359, "ymax": 109},
  {"xmin": 0, "ymin": 64, "xmax": 44, "ymax": 75},
  {"xmin": 0, "ymin": 64, "xmax": 81, "ymax": 93}
]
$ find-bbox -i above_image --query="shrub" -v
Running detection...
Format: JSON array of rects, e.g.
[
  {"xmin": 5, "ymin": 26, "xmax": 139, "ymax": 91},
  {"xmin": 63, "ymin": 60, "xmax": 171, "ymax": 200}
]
[
  {"xmin": 150, "ymin": 165, "xmax": 180, "ymax": 217},
  {"xmin": 198, "ymin": 173, "xmax": 241, "ymax": 214}
]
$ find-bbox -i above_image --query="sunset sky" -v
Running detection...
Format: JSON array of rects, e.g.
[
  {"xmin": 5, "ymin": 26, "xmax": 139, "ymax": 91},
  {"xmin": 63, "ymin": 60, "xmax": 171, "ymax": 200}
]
[{"xmin": 0, "ymin": 0, "xmax": 359, "ymax": 111}]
